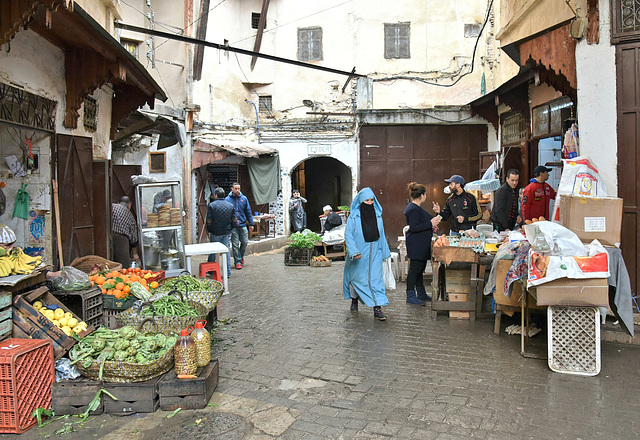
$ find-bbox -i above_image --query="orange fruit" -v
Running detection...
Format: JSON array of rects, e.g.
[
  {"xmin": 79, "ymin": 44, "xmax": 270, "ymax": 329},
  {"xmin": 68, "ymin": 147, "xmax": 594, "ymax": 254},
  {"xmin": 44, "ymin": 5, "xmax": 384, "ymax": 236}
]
[
  {"xmin": 150, "ymin": 281, "xmax": 159, "ymax": 289},
  {"xmin": 115, "ymin": 282, "xmax": 125, "ymax": 291}
]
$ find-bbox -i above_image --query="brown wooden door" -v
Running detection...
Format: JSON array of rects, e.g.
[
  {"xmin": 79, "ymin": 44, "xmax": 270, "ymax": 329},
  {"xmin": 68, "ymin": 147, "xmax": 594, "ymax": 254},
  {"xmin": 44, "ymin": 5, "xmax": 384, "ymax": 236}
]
[
  {"xmin": 360, "ymin": 124, "xmax": 488, "ymax": 248},
  {"xmin": 616, "ymin": 43, "xmax": 640, "ymax": 294},
  {"xmin": 195, "ymin": 166, "xmax": 209, "ymax": 243},
  {"xmin": 56, "ymin": 135, "xmax": 95, "ymax": 265},
  {"xmin": 111, "ymin": 165, "xmax": 141, "ymax": 206}
]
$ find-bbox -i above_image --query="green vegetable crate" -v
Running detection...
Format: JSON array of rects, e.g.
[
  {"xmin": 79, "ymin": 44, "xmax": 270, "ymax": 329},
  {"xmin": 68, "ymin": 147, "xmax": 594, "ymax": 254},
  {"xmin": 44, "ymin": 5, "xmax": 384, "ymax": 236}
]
[
  {"xmin": 284, "ymin": 248, "xmax": 314, "ymax": 266},
  {"xmin": 103, "ymin": 296, "xmax": 137, "ymax": 310}
]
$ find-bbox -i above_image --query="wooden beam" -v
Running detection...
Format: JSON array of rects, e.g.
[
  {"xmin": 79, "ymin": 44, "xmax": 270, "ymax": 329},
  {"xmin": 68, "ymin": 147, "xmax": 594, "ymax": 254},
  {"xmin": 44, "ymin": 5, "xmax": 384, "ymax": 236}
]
[
  {"xmin": 250, "ymin": 0, "xmax": 271, "ymax": 71},
  {"xmin": 587, "ymin": 0, "xmax": 599, "ymax": 45},
  {"xmin": 192, "ymin": 0, "xmax": 210, "ymax": 81}
]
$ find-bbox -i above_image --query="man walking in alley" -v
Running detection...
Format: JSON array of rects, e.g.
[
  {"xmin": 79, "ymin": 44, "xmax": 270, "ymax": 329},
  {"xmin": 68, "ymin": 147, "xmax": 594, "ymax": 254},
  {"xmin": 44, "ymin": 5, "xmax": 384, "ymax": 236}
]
[
  {"xmin": 207, "ymin": 187, "xmax": 235, "ymax": 278},
  {"xmin": 432, "ymin": 175, "xmax": 482, "ymax": 235},
  {"xmin": 225, "ymin": 182, "xmax": 254, "ymax": 270},
  {"xmin": 111, "ymin": 196, "xmax": 139, "ymax": 267},
  {"xmin": 522, "ymin": 165, "xmax": 556, "ymax": 222},
  {"xmin": 490, "ymin": 169, "xmax": 521, "ymax": 231}
]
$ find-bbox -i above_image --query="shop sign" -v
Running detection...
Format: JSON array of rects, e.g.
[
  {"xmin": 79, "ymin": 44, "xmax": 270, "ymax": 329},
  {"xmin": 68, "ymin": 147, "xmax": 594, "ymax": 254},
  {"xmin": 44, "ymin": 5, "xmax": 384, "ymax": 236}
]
[{"xmin": 307, "ymin": 144, "xmax": 331, "ymax": 155}]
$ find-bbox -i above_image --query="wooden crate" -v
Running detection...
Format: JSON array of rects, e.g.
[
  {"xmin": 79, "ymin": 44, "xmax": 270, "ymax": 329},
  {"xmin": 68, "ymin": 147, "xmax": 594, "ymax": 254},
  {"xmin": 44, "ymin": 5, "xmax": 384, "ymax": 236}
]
[
  {"xmin": 52, "ymin": 378, "xmax": 103, "ymax": 415},
  {"xmin": 0, "ymin": 297, "xmax": 12, "ymax": 341},
  {"xmin": 12, "ymin": 287, "xmax": 93, "ymax": 359},
  {"xmin": 103, "ymin": 375, "xmax": 162, "ymax": 414},
  {"xmin": 158, "ymin": 360, "xmax": 219, "ymax": 411},
  {"xmin": 449, "ymin": 293, "xmax": 470, "ymax": 319}
]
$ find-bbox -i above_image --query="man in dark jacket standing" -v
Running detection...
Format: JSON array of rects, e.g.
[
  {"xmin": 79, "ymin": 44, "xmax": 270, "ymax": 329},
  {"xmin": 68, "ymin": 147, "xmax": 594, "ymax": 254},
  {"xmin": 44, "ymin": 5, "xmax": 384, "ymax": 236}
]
[
  {"xmin": 490, "ymin": 169, "xmax": 521, "ymax": 231},
  {"xmin": 432, "ymin": 175, "xmax": 482, "ymax": 234},
  {"xmin": 225, "ymin": 182, "xmax": 254, "ymax": 270},
  {"xmin": 206, "ymin": 187, "xmax": 235, "ymax": 278}
]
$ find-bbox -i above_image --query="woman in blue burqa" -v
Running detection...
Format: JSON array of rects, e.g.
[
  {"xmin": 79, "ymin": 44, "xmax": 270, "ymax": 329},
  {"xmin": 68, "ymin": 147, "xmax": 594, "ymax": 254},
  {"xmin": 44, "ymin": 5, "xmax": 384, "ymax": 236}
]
[{"xmin": 343, "ymin": 187, "xmax": 391, "ymax": 320}]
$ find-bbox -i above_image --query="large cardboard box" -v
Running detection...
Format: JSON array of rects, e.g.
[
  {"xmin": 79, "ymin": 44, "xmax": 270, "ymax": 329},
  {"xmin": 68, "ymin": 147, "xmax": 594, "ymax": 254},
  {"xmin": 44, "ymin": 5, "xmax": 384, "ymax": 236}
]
[
  {"xmin": 445, "ymin": 269, "xmax": 471, "ymax": 294},
  {"xmin": 559, "ymin": 195, "xmax": 622, "ymax": 246},
  {"xmin": 494, "ymin": 259, "xmax": 541, "ymax": 309},
  {"xmin": 534, "ymin": 277, "xmax": 609, "ymax": 307}
]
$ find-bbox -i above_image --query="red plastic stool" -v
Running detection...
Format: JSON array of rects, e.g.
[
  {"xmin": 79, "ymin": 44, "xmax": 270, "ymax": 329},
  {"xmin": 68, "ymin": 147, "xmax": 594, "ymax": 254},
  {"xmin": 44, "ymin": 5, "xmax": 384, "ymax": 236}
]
[{"xmin": 199, "ymin": 262, "xmax": 222, "ymax": 282}]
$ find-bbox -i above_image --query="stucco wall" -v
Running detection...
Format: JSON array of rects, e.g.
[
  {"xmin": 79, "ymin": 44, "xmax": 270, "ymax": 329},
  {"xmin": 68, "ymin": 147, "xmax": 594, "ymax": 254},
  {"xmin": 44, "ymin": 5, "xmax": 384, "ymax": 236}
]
[{"xmin": 575, "ymin": 0, "xmax": 618, "ymax": 195}]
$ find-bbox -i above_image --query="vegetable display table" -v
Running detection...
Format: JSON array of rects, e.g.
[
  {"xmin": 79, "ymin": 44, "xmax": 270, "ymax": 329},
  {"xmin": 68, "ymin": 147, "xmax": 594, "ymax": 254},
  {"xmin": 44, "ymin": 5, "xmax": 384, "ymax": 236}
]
[{"xmin": 431, "ymin": 246, "xmax": 493, "ymax": 321}]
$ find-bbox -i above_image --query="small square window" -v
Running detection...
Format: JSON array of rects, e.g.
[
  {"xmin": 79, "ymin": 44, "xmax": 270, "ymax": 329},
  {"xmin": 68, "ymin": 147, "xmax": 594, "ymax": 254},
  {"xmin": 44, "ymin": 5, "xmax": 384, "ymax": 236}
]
[
  {"xmin": 259, "ymin": 96, "xmax": 272, "ymax": 112},
  {"xmin": 120, "ymin": 39, "xmax": 139, "ymax": 59},
  {"xmin": 384, "ymin": 23, "xmax": 410, "ymax": 59},
  {"xmin": 464, "ymin": 23, "xmax": 482, "ymax": 38},
  {"xmin": 252, "ymin": 12, "xmax": 261, "ymax": 29},
  {"xmin": 83, "ymin": 96, "xmax": 97, "ymax": 132},
  {"xmin": 298, "ymin": 27, "xmax": 322, "ymax": 61},
  {"xmin": 149, "ymin": 151, "xmax": 166, "ymax": 173}
]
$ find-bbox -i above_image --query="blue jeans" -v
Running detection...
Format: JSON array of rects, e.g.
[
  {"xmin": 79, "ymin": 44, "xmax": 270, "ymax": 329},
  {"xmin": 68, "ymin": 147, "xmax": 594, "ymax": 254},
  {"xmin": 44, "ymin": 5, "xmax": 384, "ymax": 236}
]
[
  {"xmin": 208, "ymin": 233, "xmax": 231, "ymax": 277},
  {"xmin": 230, "ymin": 226, "xmax": 249, "ymax": 265}
]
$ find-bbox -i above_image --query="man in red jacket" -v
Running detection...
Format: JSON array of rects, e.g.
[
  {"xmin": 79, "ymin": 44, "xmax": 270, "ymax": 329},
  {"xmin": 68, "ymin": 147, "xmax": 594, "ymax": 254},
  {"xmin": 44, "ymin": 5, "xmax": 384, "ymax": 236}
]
[{"xmin": 522, "ymin": 165, "xmax": 556, "ymax": 222}]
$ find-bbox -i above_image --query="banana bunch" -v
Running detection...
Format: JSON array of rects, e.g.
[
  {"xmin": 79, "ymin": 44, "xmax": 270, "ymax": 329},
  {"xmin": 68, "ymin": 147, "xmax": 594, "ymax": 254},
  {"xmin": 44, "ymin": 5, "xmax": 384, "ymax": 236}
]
[
  {"xmin": 0, "ymin": 256, "xmax": 15, "ymax": 277},
  {"xmin": 9, "ymin": 248, "xmax": 42, "ymax": 275}
]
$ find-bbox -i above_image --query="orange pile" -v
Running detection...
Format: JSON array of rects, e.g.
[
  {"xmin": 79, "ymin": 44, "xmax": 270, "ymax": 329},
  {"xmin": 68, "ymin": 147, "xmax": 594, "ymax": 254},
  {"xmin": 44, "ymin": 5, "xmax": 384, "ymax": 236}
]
[{"xmin": 90, "ymin": 267, "xmax": 160, "ymax": 299}]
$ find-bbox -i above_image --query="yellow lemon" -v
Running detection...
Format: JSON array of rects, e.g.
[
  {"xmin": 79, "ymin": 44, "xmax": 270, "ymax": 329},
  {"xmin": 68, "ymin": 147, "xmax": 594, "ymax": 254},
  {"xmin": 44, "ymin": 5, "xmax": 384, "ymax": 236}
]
[
  {"xmin": 61, "ymin": 326, "xmax": 72, "ymax": 336},
  {"xmin": 33, "ymin": 301, "xmax": 43, "ymax": 310},
  {"xmin": 58, "ymin": 317, "xmax": 68, "ymax": 327},
  {"xmin": 44, "ymin": 310, "xmax": 54, "ymax": 320},
  {"xmin": 52, "ymin": 320, "xmax": 60, "ymax": 328},
  {"xmin": 53, "ymin": 308, "xmax": 65, "ymax": 320},
  {"xmin": 64, "ymin": 312, "xmax": 73, "ymax": 320},
  {"xmin": 67, "ymin": 318, "xmax": 78, "ymax": 328}
]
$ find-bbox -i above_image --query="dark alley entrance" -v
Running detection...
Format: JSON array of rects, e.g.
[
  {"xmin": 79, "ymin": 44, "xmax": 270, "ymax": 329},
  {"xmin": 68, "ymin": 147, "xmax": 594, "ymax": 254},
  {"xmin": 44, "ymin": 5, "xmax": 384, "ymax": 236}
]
[{"xmin": 291, "ymin": 157, "xmax": 352, "ymax": 233}]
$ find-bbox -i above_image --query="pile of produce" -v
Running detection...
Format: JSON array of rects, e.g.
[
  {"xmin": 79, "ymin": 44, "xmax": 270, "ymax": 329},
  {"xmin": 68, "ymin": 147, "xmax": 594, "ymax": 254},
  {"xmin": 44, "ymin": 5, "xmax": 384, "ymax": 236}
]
[
  {"xmin": 288, "ymin": 232, "xmax": 322, "ymax": 249},
  {"xmin": 0, "ymin": 247, "xmax": 42, "ymax": 277},
  {"xmin": 69, "ymin": 326, "xmax": 177, "ymax": 379},
  {"xmin": 140, "ymin": 295, "xmax": 201, "ymax": 318},
  {"xmin": 90, "ymin": 268, "xmax": 160, "ymax": 300},
  {"xmin": 154, "ymin": 275, "xmax": 217, "ymax": 295},
  {"xmin": 524, "ymin": 216, "xmax": 546, "ymax": 225},
  {"xmin": 311, "ymin": 255, "xmax": 330, "ymax": 263},
  {"xmin": 33, "ymin": 301, "xmax": 87, "ymax": 336},
  {"xmin": 462, "ymin": 229, "xmax": 481, "ymax": 238}
]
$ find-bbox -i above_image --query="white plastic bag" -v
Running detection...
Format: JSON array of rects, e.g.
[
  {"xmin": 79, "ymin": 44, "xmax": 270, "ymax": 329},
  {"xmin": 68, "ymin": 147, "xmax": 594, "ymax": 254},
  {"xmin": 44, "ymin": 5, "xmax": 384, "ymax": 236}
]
[
  {"xmin": 523, "ymin": 221, "xmax": 586, "ymax": 257},
  {"xmin": 383, "ymin": 258, "xmax": 396, "ymax": 291},
  {"xmin": 528, "ymin": 240, "xmax": 610, "ymax": 286},
  {"xmin": 552, "ymin": 156, "xmax": 608, "ymax": 221}
]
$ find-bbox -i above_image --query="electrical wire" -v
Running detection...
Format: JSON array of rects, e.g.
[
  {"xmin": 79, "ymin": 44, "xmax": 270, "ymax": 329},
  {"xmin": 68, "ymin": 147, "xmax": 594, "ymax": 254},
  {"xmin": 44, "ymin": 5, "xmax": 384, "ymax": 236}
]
[
  {"xmin": 374, "ymin": 0, "xmax": 495, "ymax": 87},
  {"xmin": 120, "ymin": 0, "xmax": 179, "ymax": 34},
  {"xmin": 153, "ymin": 66, "xmax": 175, "ymax": 107}
]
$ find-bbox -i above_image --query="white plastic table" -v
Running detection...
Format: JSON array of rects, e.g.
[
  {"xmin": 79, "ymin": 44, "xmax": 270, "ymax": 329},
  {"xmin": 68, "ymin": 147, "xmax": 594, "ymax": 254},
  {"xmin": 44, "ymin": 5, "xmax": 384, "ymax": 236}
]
[{"xmin": 184, "ymin": 242, "xmax": 229, "ymax": 295}]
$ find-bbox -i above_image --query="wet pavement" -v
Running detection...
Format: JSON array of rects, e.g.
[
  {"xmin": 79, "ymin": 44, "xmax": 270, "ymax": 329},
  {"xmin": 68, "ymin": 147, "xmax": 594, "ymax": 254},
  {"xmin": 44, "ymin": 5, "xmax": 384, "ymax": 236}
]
[{"xmin": 6, "ymin": 249, "xmax": 640, "ymax": 439}]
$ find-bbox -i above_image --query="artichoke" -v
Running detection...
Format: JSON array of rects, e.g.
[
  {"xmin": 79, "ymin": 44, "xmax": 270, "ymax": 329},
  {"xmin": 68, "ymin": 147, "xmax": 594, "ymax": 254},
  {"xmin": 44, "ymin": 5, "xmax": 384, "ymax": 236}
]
[
  {"xmin": 92, "ymin": 337, "xmax": 106, "ymax": 351},
  {"xmin": 119, "ymin": 326, "xmax": 139, "ymax": 340},
  {"xmin": 142, "ymin": 340, "xmax": 158, "ymax": 353},
  {"xmin": 165, "ymin": 336, "xmax": 178, "ymax": 348},
  {"xmin": 154, "ymin": 334, "xmax": 167, "ymax": 346},
  {"xmin": 130, "ymin": 338, "xmax": 143, "ymax": 349},
  {"xmin": 135, "ymin": 351, "xmax": 147, "ymax": 364},
  {"xmin": 114, "ymin": 350, "xmax": 128, "ymax": 361},
  {"xmin": 126, "ymin": 346, "xmax": 137, "ymax": 357},
  {"xmin": 113, "ymin": 338, "xmax": 130, "ymax": 351}
]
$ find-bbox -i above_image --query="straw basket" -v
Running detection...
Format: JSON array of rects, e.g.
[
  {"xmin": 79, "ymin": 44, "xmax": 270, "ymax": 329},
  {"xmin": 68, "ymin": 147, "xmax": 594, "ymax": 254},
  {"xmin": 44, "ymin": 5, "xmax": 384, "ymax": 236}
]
[
  {"xmin": 157, "ymin": 276, "xmax": 223, "ymax": 312},
  {"xmin": 72, "ymin": 319, "xmax": 174, "ymax": 383},
  {"xmin": 71, "ymin": 255, "xmax": 122, "ymax": 274},
  {"xmin": 115, "ymin": 291, "xmax": 208, "ymax": 335}
]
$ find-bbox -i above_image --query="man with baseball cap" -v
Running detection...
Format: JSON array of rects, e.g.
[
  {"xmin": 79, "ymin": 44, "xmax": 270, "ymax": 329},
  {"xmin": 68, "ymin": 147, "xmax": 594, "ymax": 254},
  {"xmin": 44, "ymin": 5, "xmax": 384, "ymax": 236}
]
[
  {"xmin": 522, "ymin": 165, "xmax": 556, "ymax": 222},
  {"xmin": 432, "ymin": 175, "xmax": 482, "ymax": 234}
]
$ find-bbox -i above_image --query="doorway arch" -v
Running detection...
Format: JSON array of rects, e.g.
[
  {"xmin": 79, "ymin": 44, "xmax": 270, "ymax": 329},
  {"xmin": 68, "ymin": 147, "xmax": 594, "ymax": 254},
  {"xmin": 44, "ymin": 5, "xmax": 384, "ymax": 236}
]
[{"xmin": 291, "ymin": 157, "xmax": 352, "ymax": 233}]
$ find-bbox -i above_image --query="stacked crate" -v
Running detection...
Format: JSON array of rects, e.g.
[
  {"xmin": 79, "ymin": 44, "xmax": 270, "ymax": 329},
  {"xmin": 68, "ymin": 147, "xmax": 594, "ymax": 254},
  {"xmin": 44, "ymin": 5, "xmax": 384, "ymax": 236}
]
[{"xmin": 53, "ymin": 286, "xmax": 104, "ymax": 329}]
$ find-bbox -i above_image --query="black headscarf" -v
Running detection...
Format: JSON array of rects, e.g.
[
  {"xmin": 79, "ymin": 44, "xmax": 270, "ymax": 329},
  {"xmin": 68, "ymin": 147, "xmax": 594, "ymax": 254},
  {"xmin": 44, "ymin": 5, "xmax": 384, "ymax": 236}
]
[{"xmin": 360, "ymin": 202, "xmax": 380, "ymax": 242}]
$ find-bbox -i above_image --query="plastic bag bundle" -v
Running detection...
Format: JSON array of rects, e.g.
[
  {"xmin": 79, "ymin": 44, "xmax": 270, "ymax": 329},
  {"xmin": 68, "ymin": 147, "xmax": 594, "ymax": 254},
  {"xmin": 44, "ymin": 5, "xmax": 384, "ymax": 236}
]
[
  {"xmin": 523, "ymin": 221, "xmax": 587, "ymax": 256},
  {"xmin": 51, "ymin": 266, "xmax": 91, "ymax": 291},
  {"xmin": 552, "ymin": 156, "xmax": 609, "ymax": 221}
]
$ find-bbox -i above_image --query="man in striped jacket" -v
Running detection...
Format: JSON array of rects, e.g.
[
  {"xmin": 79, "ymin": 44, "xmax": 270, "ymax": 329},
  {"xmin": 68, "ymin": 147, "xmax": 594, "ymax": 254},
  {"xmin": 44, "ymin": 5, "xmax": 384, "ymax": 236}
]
[{"xmin": 432, "ymin": 175, "xmax": 482, "ymax": 235}]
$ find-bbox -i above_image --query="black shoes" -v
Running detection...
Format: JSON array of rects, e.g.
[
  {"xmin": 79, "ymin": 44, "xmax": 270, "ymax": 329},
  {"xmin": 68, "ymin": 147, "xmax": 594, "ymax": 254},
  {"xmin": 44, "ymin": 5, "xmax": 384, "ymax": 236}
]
[
  {"xmin": 416, "ymin": 287, "xmax": 432, "ymax": 302},
  {"xmin": 373, "ymin": 306, "xmax": 387, "ymax": 321},
  {"xmin": 350, "ymin": 298, "xmax": 358, "ymax": 311}
]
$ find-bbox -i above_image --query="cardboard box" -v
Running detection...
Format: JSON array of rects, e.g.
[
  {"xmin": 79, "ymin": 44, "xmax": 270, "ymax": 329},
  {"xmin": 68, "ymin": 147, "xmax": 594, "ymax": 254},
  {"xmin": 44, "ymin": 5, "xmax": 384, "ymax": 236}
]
[
  {"xmin": 448, "ymin": 293, "xmax": 470, "ymax": 319},
  {"xmin": 493, "ymin": 259, "xmax": 541, "ymax": 309},
  {"xmin": 446, "ymin": 269, "xmax": 471, "ymax": 294},
  {"xmin": 534, "ymin": 277, "xmax": 609, "ymax": 307},
  {"xmin": 559, "ymin": 195, "xmax": 622, "ymax": 246}
]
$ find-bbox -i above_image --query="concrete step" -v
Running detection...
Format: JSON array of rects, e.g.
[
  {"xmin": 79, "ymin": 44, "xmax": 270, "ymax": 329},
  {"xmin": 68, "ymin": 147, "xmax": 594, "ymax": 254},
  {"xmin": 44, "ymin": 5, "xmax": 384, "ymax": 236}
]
[{"xmin": 246, "ymin": 235, "xmax": 289, "ymax": 255}]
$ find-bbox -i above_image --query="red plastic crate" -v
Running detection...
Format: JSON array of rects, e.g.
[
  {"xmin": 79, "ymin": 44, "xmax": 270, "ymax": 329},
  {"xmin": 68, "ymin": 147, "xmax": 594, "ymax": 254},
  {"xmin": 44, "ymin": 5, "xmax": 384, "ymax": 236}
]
[{"xmin": 0, "ymin": 338, "xmax": 54, "ymax": 434}]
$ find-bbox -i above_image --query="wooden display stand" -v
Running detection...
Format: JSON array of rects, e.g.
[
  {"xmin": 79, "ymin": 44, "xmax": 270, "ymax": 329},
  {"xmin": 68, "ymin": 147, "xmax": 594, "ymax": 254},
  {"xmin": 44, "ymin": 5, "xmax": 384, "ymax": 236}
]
[{"xmin": 431, "ymin": 246, "xmax": 493, "ymax": 322}]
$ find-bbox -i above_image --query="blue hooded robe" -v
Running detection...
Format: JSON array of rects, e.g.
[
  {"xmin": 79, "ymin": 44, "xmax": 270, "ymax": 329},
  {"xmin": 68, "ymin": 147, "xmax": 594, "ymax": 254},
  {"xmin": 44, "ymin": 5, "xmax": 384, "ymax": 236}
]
[{"xmin": 343, "ymin": 187, "xmax": 391, "ymax": 307}]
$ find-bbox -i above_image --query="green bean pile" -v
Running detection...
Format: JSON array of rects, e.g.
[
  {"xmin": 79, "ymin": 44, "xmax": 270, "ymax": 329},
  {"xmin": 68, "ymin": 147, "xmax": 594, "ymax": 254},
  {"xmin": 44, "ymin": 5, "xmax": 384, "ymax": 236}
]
[
  {"xmin": 141, "ymin": 295, "xmax": 200, "ymax": 317},
  {"xmin": 158, "ymin": 275, "xmax": 215, "ymax": 293}
]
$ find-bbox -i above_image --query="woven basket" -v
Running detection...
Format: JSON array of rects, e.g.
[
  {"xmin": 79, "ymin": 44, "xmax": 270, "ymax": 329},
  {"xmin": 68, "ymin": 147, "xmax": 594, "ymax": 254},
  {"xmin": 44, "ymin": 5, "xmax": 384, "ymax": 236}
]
[
  {"xmin": 310, "ymin": 260, "xmax": 332, "ymax": 267},
  {"xmin": 158, "ymin": 276, "xmax": 223, "ymax": 312},
  {"xmin": 71, "ymin": 319, "xmax": 174, "ymax": 383},
  {"xmin": 71, "ymin": 255, "xmax": 122, "ymax": 274},
  {"xmin": 115, "ymin": 291, "xmax": 208, "ymax": 335}
]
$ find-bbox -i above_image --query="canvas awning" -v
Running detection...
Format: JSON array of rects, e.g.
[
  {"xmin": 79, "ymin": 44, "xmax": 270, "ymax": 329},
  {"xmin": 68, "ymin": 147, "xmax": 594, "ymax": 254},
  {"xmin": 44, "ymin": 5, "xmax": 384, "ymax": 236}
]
[
  {"xmin": 114, "ymin": 110, "xmax": 186, "ymax": 149},
  {"xmin": 192, "ymin": 138, "xmax": 278, "ymax": 169}
]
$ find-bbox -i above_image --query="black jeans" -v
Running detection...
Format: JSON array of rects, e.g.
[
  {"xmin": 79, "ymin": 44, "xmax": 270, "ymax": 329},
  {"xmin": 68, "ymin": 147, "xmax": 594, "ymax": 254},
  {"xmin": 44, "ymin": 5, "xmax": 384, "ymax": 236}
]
[{"xmin": 407, "ymin": 259, "xmax": 428, "ymax": 291}]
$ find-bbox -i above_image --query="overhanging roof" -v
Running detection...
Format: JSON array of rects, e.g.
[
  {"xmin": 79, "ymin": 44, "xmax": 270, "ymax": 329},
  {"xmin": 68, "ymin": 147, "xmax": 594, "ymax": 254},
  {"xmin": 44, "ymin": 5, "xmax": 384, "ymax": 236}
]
[
  {"xmin": 114, "ymin": 111, "xmax": 186, "ymax": 149},
  {"xmin": 0, "ymin": 0, "xmax": 166, "ymax": 137},
  {"xmin": 192, "ymin": 138, "xmax": 278, "ymax": 169}
]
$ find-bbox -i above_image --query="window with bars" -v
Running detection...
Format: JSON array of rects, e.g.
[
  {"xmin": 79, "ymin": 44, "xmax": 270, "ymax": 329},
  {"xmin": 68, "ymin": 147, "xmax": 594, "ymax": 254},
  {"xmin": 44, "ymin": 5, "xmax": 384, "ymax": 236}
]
[
  {"xmin": 298, "ymin": 27, "xmax": 323, "ymax": 61},
  {"xmin": 464, "ymin": 23, "xmax": 482, "ymax": 38},
  {"xmin": 501, "ymin": 112, "xmax": 527, "ymax": 145},
  {"xmin": 252, "ymin": 13, "xmax": 261, "ymax": 29},
  {"xmin": 259, "ymin": 95, "xmax": 272, "ymax": 112},
  {"xmin": 612, "ymin": 0, "xmax": 640, "ymax": 42},
  {"xmin": 384, "ymin": 23, "xmax": 410, "ymax": 59},
  {"xmin": 83, "ymin": 96, "xmax": 98, "ymax": 132}
]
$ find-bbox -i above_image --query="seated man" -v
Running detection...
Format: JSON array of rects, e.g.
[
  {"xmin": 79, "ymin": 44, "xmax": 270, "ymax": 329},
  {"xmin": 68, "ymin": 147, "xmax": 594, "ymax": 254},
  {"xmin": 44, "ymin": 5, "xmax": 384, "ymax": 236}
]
[{"xmin": 321, "ymin": 205, "xmax": 342, "ymax": 234}]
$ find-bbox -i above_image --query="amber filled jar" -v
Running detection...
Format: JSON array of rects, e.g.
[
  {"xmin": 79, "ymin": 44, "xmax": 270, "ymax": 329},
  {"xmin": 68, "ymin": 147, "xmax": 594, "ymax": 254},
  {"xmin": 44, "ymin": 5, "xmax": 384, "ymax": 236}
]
[
  {"xmin": 174, "ymin": 327, "xmax": 197, "ymax": 375},
  {"xmin": 191, "ymin": 320, "xmax": 211, "ymax": 367}
]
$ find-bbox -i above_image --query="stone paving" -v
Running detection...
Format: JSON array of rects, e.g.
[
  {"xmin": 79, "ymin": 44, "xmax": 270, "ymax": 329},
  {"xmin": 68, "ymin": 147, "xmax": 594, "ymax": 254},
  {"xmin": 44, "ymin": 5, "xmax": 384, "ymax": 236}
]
[{"xmin": 7, "ymin": 249, "xmax": 640, "ymax": 439}]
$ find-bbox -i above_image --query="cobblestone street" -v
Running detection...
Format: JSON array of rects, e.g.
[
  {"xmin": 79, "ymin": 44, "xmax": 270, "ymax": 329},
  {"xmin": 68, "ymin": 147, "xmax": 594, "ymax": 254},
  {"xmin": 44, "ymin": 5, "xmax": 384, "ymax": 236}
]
[{"xmin": 8, "ymin": 250, "xmax": 640, "ymax": 440}]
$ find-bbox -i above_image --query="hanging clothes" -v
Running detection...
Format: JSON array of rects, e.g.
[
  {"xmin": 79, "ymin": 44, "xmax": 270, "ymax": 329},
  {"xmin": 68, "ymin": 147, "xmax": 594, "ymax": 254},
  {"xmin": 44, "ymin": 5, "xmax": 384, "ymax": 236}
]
[{"xmin": 13, "ymin": 183, "xmax": 28, "ymax": 220}]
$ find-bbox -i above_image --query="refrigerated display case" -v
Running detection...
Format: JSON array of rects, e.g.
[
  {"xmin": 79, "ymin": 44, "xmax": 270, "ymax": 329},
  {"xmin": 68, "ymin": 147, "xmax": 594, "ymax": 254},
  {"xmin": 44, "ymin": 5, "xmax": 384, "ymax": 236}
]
[{"xmin": 134, "ymin": 181, "xmax": 186, "ymax": 277}]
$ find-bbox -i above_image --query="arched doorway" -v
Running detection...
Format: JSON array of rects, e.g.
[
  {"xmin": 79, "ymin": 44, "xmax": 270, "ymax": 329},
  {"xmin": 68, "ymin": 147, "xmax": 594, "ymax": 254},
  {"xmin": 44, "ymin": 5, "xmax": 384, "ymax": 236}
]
[{"xmin": 291, "ymin": 157, "xmax": 352, "ymax": 233}]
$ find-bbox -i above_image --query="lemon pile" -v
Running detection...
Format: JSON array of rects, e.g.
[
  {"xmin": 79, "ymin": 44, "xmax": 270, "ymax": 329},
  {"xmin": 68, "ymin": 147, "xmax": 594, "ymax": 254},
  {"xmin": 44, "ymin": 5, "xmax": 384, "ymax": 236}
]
[{"xmin": 32, "ymin": 301, "xmax": 88, "ymax": 336}]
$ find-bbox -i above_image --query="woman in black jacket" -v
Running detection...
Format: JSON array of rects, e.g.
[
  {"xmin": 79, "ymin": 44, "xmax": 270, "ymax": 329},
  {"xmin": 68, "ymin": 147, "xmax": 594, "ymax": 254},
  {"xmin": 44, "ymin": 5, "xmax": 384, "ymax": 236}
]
[{"xmin": 403, "ymin": 182, "xmax": 441, "ymax": 305}]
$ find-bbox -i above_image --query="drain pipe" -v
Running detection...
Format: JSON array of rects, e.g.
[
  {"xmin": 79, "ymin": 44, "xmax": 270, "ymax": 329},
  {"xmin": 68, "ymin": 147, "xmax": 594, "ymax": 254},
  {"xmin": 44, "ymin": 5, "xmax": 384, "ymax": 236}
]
[{"xmin": 245, "ymin": 100, "xmax": 261, "ymax": 143}]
